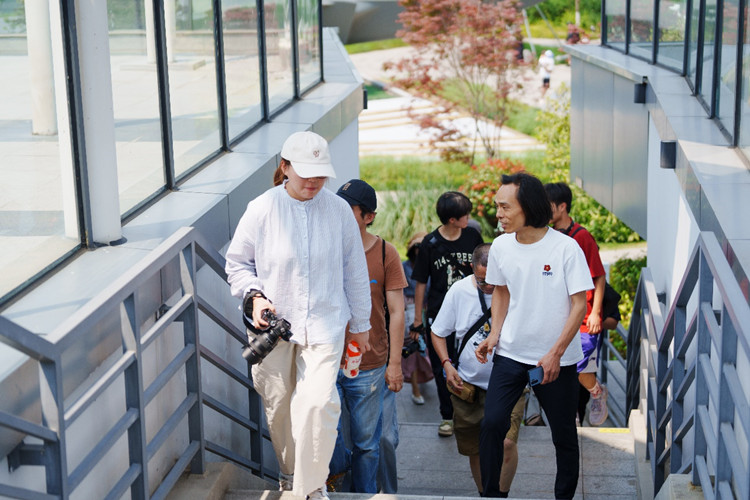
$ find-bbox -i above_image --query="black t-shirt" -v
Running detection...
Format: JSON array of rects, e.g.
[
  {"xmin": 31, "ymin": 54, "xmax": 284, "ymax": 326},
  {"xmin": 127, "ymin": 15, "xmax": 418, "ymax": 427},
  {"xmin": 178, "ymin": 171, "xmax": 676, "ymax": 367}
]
[{"xmin": 411, "ymin": 227, "xmax": 484, "ymax": 319}]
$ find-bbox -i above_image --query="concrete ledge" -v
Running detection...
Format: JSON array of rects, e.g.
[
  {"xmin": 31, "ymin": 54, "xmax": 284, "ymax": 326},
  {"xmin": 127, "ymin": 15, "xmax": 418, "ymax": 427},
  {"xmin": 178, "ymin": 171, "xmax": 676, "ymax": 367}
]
[
  {"xmin": 629, "ymin": 409, "xmax": 654, "ymax": 500},
  {"xmin": 167, "ymin": 462, "xmax": 273, "ymax": 500},
  {"xmin": 654, "ymin": 474, "xmax": 703, "ymax": 500}
]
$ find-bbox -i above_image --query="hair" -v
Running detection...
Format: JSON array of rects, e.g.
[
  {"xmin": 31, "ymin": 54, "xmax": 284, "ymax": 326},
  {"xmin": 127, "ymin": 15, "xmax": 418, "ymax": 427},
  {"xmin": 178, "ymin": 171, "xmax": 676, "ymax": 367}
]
[
  {"xmin": 501, "ymin": 173, "xmax": 552, "ymax": 229},
  {"xmin": 358, "ymin": 205, "xmax": 376, "ymax": 227},
  {"xmin": 406, "ymin": 232, "xmax": 427, "ymax": 262},
  {"xmin": 472, "ymin": 243, "xmax": 491, "ymax": 268},
  {"xmin": 436, "ymin": 191, "xmax": 473, "ymax": 225},
  {"xmin": 273, "ymin": 158, "xmax": 290, "ymax": 186},
  {"xmin": 544, "ymin": 182, "xmax": 573, "ymax": 213}
]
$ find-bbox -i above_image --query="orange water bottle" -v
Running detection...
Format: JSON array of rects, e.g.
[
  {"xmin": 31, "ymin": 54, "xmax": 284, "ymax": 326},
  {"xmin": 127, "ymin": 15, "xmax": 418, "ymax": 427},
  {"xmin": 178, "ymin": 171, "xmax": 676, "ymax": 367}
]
[{"xmin": 343, "ymin": 341, "xmax": 362, "ymax": 378}]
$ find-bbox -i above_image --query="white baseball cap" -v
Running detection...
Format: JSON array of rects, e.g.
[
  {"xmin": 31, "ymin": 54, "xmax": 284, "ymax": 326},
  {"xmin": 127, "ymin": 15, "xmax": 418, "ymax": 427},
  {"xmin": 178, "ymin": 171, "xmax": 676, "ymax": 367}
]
[{"xmin": 280, "ymin": 131, "xmax": 337, "ymax": 178}]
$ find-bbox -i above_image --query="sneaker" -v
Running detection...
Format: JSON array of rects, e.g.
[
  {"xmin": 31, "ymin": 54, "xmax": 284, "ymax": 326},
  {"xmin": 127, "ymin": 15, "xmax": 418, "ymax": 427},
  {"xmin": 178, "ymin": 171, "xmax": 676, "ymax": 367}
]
[
  {"xmin": 438, "ymin": 419, "xmax": 454, "ymax": 437},
  {"xmin": 307, "ymin": 487, "xmax": 329, "ymax": 500},
  {"xmin": 588, "ymin": 384, "xmax": 609, "ymax": 426},
  {"xmin": 412, "ymin": 394, "xmax": 425, "ymax": 405},
  {"xmin": 279, "ymin": 472, "xmax": 293, "ymax": 491}
]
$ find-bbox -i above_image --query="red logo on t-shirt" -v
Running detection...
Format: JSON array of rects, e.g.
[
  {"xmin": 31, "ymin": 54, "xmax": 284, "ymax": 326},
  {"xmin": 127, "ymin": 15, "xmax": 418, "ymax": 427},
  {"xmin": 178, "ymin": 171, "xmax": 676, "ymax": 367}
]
[
  {"xmin": 544, "ymin": 265, "xmax": 551, "ymax": 271},
  {"xmin": 542, "ymin": 264, "xmax": 553, "ymax": 277}
]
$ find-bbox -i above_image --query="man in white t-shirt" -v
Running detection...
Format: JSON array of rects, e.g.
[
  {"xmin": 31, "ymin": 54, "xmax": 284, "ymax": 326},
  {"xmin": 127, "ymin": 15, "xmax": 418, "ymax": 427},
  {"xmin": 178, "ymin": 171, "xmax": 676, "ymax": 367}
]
[
  {"xmin": 475, "ymin": 173, "xmax": 593, "ymax": 499},
  {"xmin": 431, "ymin": 243, "xmax": 525, "ymax": 498}
]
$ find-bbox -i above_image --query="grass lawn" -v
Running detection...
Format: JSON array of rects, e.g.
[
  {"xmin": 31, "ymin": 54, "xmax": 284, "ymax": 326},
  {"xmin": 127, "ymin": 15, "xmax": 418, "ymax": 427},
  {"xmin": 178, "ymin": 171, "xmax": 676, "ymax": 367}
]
[{"xmin": 345, "ymin": 38, "xmax": 407, "ymax": 54}]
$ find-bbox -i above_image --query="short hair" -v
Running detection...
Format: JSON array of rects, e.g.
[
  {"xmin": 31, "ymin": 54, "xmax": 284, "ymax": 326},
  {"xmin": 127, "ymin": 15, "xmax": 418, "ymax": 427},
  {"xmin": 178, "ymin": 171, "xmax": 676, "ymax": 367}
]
[
  {"xmin": 472, "ymin": 243, "xmax": 491, "ymax": 268},
  {"xmin": 544, "ymin": 182, "xmax": 573, "ymax": 213},
  {"xmin": 501, "ymin": 173, "xmax": 552, "ymax": 229},
  {"xmin": 358, "ymin": 205, "xmax": 376, "ymax": 227},
  {"xmin": 436, "ymin": 191, "xmax": 473, "ymax": 224}
]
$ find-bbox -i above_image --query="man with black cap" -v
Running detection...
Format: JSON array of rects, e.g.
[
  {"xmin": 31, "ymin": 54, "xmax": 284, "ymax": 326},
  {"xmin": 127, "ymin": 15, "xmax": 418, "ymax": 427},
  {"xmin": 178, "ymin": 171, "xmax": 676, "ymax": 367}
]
[{"xmin": 328, "ymin": 179, "xmax": 407, "ymax": 493}]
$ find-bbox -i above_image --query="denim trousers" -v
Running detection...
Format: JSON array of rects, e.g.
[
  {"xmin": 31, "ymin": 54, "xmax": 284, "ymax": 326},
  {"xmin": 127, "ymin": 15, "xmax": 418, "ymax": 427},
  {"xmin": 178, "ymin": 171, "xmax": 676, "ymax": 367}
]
[
  {"xmin": 378, "ymin": 381, "xmax": 399, "ymax": 493},
  {"xmin": 330, "ymin": 364, "xmax": 386, "ymax": 493},
  {"xmin": 480, "ymin": 355, "xmax": 579, "ymax": 499}
]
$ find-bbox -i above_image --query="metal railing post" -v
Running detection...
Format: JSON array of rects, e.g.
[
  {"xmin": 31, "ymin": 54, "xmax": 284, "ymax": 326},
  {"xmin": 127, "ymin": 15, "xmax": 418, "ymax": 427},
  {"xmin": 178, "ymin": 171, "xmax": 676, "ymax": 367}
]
[{"xmin": 38, "ymin": 358, "xmax": 69, "ymax": 497}]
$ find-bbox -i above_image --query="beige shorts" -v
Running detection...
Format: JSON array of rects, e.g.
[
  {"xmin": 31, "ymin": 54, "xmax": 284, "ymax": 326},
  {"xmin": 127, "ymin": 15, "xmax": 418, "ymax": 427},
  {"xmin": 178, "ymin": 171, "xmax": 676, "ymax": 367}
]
[{"xmin": 451, "ymin": 388, "xmax": 525, "ymax": 456}]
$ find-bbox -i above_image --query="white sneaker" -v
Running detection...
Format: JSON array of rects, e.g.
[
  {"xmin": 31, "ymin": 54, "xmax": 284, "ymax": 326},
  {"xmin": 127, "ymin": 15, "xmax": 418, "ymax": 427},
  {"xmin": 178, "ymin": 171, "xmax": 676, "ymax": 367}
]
[
  {"xmin": 588, "ymin": 384, "xmax": 609, "ymax": 426},
  {"xmin": 278, "ymin": 472, "xmax": 293, "ymax": 491},
  {"xmin": 306, "ymin": 486, "xmax": 329, "ymax": 500}
]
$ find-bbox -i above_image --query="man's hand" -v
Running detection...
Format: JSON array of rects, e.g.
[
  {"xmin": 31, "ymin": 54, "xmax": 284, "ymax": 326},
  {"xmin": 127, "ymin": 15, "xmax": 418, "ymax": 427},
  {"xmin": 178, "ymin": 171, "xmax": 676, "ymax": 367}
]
[
  {"xmin": 251, "ymin": 297, "xmax": 275, "ymax": 328},
  {"xmin": 346, "ymin": 330, "xmax": 371, "ymax": 353},
  {"xmin": 444, "ymin": 364, "xmax": 462, "ymax": 391},
  {"xmin": 475, "ymin": 337, "xmax": 495, "ymax": 364},
  {"xmin": 586, "ymin": 313, "xmax": 602, "ymax": 334},
  {"xmin": 537, "ymin": 351, "xmax": 562, "ymax": 384},
  {"xmin": 409, "ymin": 323, "xmax": 424, "ymax": 341},
  {"xmin": 385, "ymin": 361, "xmax": 403, "ymax": 392}
]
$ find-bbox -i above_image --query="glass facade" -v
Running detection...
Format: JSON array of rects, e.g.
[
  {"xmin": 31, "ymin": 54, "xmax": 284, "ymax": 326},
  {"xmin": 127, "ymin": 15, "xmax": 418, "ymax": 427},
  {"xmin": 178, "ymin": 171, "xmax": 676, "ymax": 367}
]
[
  {"xmin": 603, "ymin": 0, "xmax": 750, "ymax": 151},
  {"xmin": 0, "ymin": 0, "xmax": 323, "ymax": 305}
]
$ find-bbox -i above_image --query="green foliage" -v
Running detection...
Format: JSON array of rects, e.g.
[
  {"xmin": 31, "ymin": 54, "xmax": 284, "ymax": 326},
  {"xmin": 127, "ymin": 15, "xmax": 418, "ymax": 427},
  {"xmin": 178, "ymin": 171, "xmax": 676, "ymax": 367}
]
[
  {"xmin": 364, "ymin": 84, "xmax": 394, "ymax": 101},
  {"xmin": 609, "ymin": 255, "xmax": 647, "ymax": 329},
  {"xmin": 526, "ymin": 0, "xmax": 602, "ymax": 31},
  {"xmin": 535, "ymin": 84, "xmax": 571, "ymax": 182},
  {"xmin": 359, "ymin": 156, "xmax": 470, "ymax": 190},
  {"xmin": 345, "ymin": 38, "xmax": 408, "ymax": 54},
  {"xmin": 505, "ymin": 101, "xmax": 540, "ymax": 137},
  {"xmin": 459, "ymin": 158, "xmax": 526, "ymax": 238}
]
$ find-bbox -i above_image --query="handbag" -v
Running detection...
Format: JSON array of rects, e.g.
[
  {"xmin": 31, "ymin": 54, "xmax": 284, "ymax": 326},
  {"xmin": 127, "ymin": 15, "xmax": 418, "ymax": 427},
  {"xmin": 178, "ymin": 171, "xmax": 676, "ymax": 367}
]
[{"xmin": 447, "ymin": 378, "xmax": 477, "ymax": 402}]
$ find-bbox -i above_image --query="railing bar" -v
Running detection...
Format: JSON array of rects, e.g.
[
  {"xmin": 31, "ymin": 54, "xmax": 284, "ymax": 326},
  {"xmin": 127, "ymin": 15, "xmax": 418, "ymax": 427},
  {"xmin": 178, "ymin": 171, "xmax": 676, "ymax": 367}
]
[
  {"xmin": 657, "ymin": 363, "xmax": 673, "ymax": 393},
  {"xmin": 720, "ymin": 422, "xmax": 747, "ymax": 499},
  {"xmin": 205, "ymin": 439, "xmax": 259, "ymax": 471},
  {"xmin": 203, "ymin": 394, "xmax": 259, "ymax": 431},
  {"xmin": 50, "ymin": 227, "xmax": 197, "ymax": 347},
  {"xmin": 674, "ymin": 358, "xmax": 697, "ymax": 401},
  {"xmin": 698, "ymin": 353, "xmax": 720, "ymax": 404},
  {"xmin": 0, "ymin": 483, "xmax": 58, "ymax": 500},
  {"xmin": 65, "ymin": 351, "xmax": 136, "ymax": 426},
  {"xmin": 676, "ymin": 315, "xmax": 697, "ymax": 359},
  {"xmin": 697, "ymin": 405, "xmax": 717, "ymax": 468},
  {"xmin": 68, "ymin": 408, "xmax": 139, "ymax": 491},
  {"xmin": 143, "ymin": 344, "xmax": 194, "ymax": 406},
  {"xmin": 102, "ymin": 463, "xmax": 141, "ymax": 500},
  {"xmin": 717, "ymin": 481, "xmax": 735, "ymax": 500},
  {"xmin": 200, "ymin": 345, "xmax": 253, "ymax": 389},
  {"xmin": 601, "ymin": 337, "xmax": 626, "ymax": 364},
  {"xmin": 150, "ymin": 441, "xmax": 201, "ymax": 500},
  {"xmin": 197, "ymin": 296, "xmax": 247, "ymax": 345},
  {"xmin": 676, "ymin": 461, "xmax": 691, "ymax": 474},
  {"xmin": 0, "ymin": 316, "xmax": 57, "ymax": 361},
  {"xmin": 0, "ymin": 410, "xmax": 58, "ymax": 442},
  {"xmin": 673, "ymin": 413, "xmax": 694, "ymax": 442},
  {"xmin": 695, "ymin": 457, "xmax": 714, "ymax": 500},
  {"xmin": 146, "ymin": 393, "xmax": 198, "ymax": 461},
  {"xmin": 700, "ymin": 302, "xmax": 721, "ymax": 347},
  {"xmin": 658, "ymin": 404, "xmax": 672, "ymax": 430},
  {"xmin": 724, "ymin": 365, "xmax": 750, "ymax": 440},
  {"xmin": 193, "ymin": 236, "xmax": 228, "ymax": 280},
  {"xmin": 141, "ymin": 294, "xmax": 193, "ymax": 350}
]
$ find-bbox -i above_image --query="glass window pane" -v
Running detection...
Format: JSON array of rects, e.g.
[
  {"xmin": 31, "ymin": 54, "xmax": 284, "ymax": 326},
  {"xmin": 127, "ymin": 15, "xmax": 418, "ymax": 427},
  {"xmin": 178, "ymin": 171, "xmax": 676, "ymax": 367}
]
[
  {"xmin": 657, "ymin": 0, "xmax": 687, "ymax": 70},
  {"xmin": 169, "ymin": 0, "xmax": 222, "ymax": 178},
  {"xmin": 0, "ymin": 0, "xmax": 80, "ymax": 301},
  {"xmin": 221, "ymin": 0, "xmax": 263, "ymax": 141},
  {"xmin": 630, "ymin": 0, "xmax": 655, "ymax": 60},
  {"xmin": 108, "ymin": 0, "xmax": 166, "ymax": 214},
  {"xmin": 606, "ymin": 0, "xmax": 627, "ymax": 50},
  {"xmin": 739, "ymin": 10, "xmax": 750, "ymax": 157},
  {"xmin": 700, "ymin": 0, "xmax": 718, "ymax": 110},
  {"xmin": 297, "ymin": 0, "xmax": 321, "ymax": 91},
  {"xmin": 687, "ymin": 0, "xmax": 701, "ymax": 87},
  {"xmin": 715, "ymin": 0, "xmax": 739, "ymax": 135},
  {"xmin": 264, "ymin": 0, "xmax": 295, "ymax": 112}
]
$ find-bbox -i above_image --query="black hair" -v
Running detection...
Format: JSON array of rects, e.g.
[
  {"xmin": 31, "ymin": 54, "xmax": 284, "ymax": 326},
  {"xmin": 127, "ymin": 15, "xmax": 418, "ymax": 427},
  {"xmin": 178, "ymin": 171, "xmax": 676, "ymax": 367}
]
[
  {"xmin": 501, "ymin": 173, "xmax": 552, "ymax": 229},
  {"xmin": 544, "ymin": 182, "xmax": 573, "ymax": 213},
  {"xmin": 436, "ymin": 191, "xmax": 473, "ymax": 225},
  {"xmin": 358, "ymin": 205, "xmax": 376, "ymax": 227},
  {"xmin": 472, "ymin": 243, "xmax": 491, "ymax": 268}
]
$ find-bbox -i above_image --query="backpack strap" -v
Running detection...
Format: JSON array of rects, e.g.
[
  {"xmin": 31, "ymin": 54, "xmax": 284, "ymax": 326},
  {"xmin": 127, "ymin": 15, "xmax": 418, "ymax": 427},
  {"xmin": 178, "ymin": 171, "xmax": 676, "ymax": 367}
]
[{"xmin": 454, "ymin": 284, "xmax": 491, "ymax": 370}]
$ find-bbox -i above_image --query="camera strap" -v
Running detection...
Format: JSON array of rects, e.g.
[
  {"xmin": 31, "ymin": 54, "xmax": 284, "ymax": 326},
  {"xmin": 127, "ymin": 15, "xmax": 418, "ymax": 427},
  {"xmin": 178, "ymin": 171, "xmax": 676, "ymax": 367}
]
[{"xmin": 454, "ymin": 283, "xmax": 490, "ymax": 370}]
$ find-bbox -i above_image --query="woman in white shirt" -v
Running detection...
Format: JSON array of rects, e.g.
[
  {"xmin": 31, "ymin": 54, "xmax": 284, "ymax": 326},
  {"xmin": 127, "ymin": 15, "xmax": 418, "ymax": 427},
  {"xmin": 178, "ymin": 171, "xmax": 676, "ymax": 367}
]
[{"xmin": 225, "ymin": 131, "xmax": 372, "ymax": 500}]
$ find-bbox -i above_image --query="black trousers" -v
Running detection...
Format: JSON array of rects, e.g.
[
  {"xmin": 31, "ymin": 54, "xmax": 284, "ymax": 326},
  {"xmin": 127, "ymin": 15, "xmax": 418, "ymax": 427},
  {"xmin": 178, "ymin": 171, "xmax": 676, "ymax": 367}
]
[
  {"xmin": 424, "ymin": 325, "xmax": 455, "ymax": 420},
  {"xmin": 479, "ymin": 355, "xmax": 579, "ymax": 499}
]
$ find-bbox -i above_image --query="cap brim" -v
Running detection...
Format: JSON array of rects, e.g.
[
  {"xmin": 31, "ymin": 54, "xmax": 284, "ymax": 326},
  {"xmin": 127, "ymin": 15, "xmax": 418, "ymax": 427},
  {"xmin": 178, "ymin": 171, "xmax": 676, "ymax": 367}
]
[{"xmin": 290, "ymin": 160, "xmax": 336, "ymax": 179}]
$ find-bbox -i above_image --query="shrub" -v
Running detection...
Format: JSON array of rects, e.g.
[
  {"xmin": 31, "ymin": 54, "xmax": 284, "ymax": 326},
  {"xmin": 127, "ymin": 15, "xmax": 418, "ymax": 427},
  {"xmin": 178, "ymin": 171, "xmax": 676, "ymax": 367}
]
[
  {"xmin": 459, "ymin": 157, "xmax": 526, "ymax": 238},
  {"xmin": 609, "ymin": 255, "xmax": 647, "ymax": 330}
]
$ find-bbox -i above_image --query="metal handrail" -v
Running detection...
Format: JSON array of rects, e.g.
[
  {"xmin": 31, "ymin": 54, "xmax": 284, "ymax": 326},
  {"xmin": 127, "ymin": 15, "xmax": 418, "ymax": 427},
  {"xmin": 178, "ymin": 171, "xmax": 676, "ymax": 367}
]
[
  {"xmin": 625, "ymin": 231, "xmax": 750, "ymax": 499},
  {"xmin": 599, "ymin": 322, "xmax": 629, "ymax": 427},
  {"xmin": 0, "ymin": 227, "xmax": 276, "ymax": 499}
]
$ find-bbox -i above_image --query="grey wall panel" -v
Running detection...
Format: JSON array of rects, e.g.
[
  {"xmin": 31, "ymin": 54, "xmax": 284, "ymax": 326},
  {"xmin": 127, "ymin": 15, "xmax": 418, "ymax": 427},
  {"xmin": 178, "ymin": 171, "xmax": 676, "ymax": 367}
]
[
  {"xmin": 570, "ymin": 58, "xmax": 585, "ymax": 185},
  {"xmin": 581, "ymin": 63, "xmax": 614, "ymax": 208},
  {"xmin": 612, "ymin": 75, "xmax": 648, "ymax": 237}
]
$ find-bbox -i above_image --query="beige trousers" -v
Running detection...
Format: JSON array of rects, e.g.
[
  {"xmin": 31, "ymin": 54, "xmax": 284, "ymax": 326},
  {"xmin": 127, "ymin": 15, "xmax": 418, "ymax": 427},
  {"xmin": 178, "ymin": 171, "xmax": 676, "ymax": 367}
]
[{"xmin": 251, "ymin": 340, "xmax": 344, "ymax": 497}]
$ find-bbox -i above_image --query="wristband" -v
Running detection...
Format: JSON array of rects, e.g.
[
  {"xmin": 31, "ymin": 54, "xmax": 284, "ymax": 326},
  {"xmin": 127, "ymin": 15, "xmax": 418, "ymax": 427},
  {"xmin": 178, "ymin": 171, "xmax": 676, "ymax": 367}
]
[{"xmin": 441, "ymin": 358, "xmax": 452, "ymax": 368}]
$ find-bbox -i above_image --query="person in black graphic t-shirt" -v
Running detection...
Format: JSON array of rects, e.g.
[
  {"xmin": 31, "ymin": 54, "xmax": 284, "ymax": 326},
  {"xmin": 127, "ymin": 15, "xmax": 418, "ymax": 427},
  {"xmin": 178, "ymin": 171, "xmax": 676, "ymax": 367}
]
[{"xmin": 411, "ymin": 191, "xmax": 484, "ymax": 437}]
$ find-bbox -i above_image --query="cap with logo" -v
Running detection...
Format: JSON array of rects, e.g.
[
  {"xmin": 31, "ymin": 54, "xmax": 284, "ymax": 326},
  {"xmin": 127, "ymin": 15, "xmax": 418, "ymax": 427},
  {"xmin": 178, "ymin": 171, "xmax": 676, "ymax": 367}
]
[
  {"xmin": 336, "ymin": 179, "xmax": 377, "ymax": 212},
  {"xmin": 280, "ymin": 131, "xmax": 336, "ymax": 178}
]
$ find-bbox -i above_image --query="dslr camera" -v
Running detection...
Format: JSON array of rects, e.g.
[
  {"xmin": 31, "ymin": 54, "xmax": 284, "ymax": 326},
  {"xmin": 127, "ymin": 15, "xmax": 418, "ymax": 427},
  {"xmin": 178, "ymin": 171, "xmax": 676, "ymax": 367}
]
[{"xmin": 242, "ymin": 291, "xmax": 292, "ymax": 364}]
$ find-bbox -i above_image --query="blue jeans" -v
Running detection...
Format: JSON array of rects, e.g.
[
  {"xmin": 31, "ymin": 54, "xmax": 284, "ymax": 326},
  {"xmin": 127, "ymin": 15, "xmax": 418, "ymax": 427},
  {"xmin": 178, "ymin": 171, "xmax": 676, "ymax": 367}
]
[
  {"xmin": 330, "ymin": 364, "xmax": 386, "ymax": 493},
  {"xmin": 378, "ymin": 381, "xmax": 399, "ymax": 493}
]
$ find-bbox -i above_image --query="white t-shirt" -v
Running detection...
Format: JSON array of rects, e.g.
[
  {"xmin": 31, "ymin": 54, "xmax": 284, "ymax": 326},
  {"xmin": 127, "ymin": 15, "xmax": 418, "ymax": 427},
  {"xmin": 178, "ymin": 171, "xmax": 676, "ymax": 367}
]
[
  {"xmin": 431, "ymin": 275, "xmax": 493, "ymax": 390},
  {"xmin": 486, "ymin": 228, "xmax": 593, "ymax": 366}
]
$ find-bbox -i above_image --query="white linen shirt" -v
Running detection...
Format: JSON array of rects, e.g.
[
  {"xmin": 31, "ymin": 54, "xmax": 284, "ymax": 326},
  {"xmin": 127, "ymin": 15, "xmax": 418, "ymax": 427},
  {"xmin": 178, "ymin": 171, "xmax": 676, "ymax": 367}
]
[{"xmin": 225, "ymin": 184, "xmax": 372, "ymax": 345}]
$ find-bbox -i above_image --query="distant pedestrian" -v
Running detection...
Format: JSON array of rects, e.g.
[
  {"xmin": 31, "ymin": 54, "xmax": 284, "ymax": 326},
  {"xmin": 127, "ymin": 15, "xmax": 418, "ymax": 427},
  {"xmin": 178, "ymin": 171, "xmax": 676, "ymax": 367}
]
[{"xmin": 538, "ymin": 50, "xmax": 555, "ymax": 96}]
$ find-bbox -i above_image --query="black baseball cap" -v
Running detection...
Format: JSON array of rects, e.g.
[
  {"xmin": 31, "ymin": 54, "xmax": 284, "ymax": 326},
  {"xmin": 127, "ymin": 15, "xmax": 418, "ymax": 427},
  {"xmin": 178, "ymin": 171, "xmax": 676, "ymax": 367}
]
[{"xmin": 336, "ymin": 179, "xmax": 377, "ymax": 212}]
